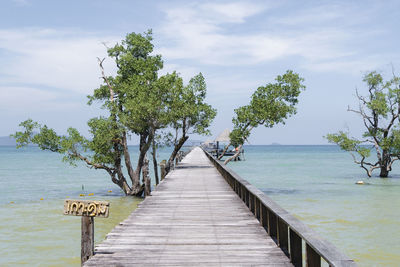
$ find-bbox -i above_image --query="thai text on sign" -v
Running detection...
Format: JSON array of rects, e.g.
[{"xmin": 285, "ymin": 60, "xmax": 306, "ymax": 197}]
[{"xmin": 63, "ymin": 199, "xmax": 109, "ymax": 218}]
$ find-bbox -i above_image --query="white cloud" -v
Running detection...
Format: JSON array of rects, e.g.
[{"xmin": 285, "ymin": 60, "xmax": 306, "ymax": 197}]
[
  {"xmin": 276, "ymin": 4, "xmax": 346, "ymax": 26},
  {"xmin": 12, "ymin": 0, "xmax": 29, "ymax": 6},
  {"xmin": 0, "ymin": 86, "xmax": 78, "ymax": 112},
  {"xmin": 158, "ymin": 2, "xmax": 275, "ymax": 65},
  {"xmin": 201, "ymin": 2, "xmax": 266, "ymax": 23},
  {"xmin": 0, "ymin": 29, "xmax": 119, "ymax": 95},
  {"xmin": 157, "ymin": 1, "xmax": 388, "ymax": 73},
  {"xmin": 160, "ymin": 63, "xmax": 200, "ymax": 83}
]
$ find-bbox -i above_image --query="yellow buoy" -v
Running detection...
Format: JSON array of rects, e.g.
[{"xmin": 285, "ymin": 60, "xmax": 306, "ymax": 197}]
[
  {"xmin": 108, "ymin": 190, "xmax": 112, "ymax": 193},
  {"xmin": 40, "ymin": 198, "xmax": 44, "ymax": 200},
  {"xmin": 88, "ymin": 193, "xmax": 94, "ymax": 196},
  {"xmin": 79, "ymin": 194, "xmax": 85, "ymax": 196},
  {"xmin": 355, "ymin": 180, "xmax": 365, "ymax": 185}
]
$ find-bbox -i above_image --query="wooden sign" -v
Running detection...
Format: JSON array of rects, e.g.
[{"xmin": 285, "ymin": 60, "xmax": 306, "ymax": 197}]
[{"xmin": 63, "ymin": 199, "xmax": 110, "ymax": 218}]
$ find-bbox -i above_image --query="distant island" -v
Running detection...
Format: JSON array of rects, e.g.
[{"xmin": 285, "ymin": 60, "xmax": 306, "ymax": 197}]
[
  {"xmin": 0, "ymin": 136, "xmax": 15, "ymax": 146},
  {"xmin": 270, "ymin": 142, "xmax": 281, "ymax": 145}
]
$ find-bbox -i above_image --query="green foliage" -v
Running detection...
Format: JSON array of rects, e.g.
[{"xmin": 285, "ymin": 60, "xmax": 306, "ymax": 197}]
[
  {"xmin": 230, "ymin": 128, "xmax": 250, "ymax": 147},
  {"xmin": 168, "ymin": 73, "xmax": 217, "ymax": 136},
  {"xmin": 89, "ymin": 31, "xmax": 166, "ymax": 135},
  {"xmin": 13, "ymin": 30, "xmax": 217, "ymax": 194},
  {"xmin": 326, "ymin": 70, "xmax": 400, "ymax": 177},
  {"xmin": 85, "ymin": 117, "xmax": 122, "ymax": 165},
  {"xmin": 230, "ymin": 70, "xmax": 305, "ymax": 145},
  {"xmin": 12, "ymin": 119, "xmax": 91, "ymax": 167},
  {"xmin": 325, "ymin": 132, "xmax": 370, "ymax": 158}
]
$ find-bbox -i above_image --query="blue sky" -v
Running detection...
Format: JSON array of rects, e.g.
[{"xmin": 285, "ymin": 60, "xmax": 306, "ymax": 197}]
[{"xmin": 1, "ymin": 0, "xmax": 399, "ymax": 144}]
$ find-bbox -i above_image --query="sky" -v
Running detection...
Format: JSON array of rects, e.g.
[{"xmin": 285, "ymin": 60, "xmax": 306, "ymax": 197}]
[{"xmin": 1, "ymin": 0, "xmax": 400, "ymax": 144}]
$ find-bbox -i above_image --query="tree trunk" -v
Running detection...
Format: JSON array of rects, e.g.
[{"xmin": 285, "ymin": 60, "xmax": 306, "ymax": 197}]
[
  {"xmin": 151, "ymin": 139, "xmax": 159, "ymax": 185},
  {"xmin": 167, "ymin": 135, "xmax": 189, "ymax": 172},
  {"xmin": 132, "ymin": 131, "xmax": 154, "ymax": 195},
  {"xmin": 109, "ymin": 142, "xmax": 135, "ymax": 196},
  {"xmin": 119, "ymin": 177, "xmax": 134, "ymax": 195},
  {"xmin": 224, "ymin": 144, "xmax": 242, "ymax": 165},
  {"xmin": 217, "ymin": 143, "xmax": 231, "ymax": 160},
  {"xmin": 379, "ymin": 167, "xmax": 389, "ymax": 178},
  {"xmin": 122, "ymin": 132, "xmax": 136, "ymax": 185},
  {"xmin": 379, "ymin": 150, "xmax": 390, "ymax": 178}
]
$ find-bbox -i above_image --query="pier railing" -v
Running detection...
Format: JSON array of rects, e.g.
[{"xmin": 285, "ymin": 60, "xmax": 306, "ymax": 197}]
[{"xmin": 203, "ymin": 149, "xmax": 356, "ymax": 267}]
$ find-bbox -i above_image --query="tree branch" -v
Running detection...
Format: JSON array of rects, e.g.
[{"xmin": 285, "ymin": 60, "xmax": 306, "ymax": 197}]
[
  {"xmin": 97, "ymin": 57, "xmax": 115, "ymax": 102},
  {"xmin": 72, "ymin": 151, "xmax": 114, "ymax": 175}
]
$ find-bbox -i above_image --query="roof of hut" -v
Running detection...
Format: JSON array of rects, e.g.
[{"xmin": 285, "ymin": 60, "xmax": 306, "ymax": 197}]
[
  {"xmin": 203, "ymin": 139, "xmax": 213, "ymax": 145},
  {"xmin": 214, "ymin": 129, "xmax": 231, "ymax": 142}
]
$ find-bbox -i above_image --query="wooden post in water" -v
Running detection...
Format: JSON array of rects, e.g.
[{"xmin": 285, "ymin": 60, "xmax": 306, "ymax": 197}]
[
  {"xmin": 142, "ymin": 156, "xmax": 151, "ymax": 197},
  {"xmin": 160, "ymin": 160, "xmax": 166, "ymax": 180},
  {"xmin": 63, "ymin": 199, "xmax": 109, "ymax": 265},
  {"xmin": 81, "ymin": 216, "xmax": 94, "ymax": 263}
]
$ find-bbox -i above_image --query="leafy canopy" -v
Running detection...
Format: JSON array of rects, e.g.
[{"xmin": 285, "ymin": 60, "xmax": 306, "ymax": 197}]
[
  {"xmin": 230, "ymin": 70, "xmax": 305, "ymax": 145},
  {"xmin": 325, "ymin": 70, "xmax": 400, "ymax": 177},
  {"xmin": 168, "ymin": 72, "xmax": 216, "ymax": 136}
]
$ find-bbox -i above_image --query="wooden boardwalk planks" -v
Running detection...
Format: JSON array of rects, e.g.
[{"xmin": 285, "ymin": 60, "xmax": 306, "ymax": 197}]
[{"xmin": 84, "ymin": 147, "xmax": 292, "ymax": 266}]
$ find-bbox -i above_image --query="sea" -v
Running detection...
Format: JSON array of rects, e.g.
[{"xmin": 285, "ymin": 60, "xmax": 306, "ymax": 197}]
[{"xmin": 0, "ymin": 145, "xmax": 399, "ymax": 266}]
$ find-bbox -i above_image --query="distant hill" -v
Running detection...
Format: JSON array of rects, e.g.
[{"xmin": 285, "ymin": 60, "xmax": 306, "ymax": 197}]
[{"xmin": 0, "ymin": 136, "xmax": 16, "ymax": 146}]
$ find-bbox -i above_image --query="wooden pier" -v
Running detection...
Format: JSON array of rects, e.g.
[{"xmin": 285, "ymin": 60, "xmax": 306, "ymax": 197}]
[{"xmin": 84, "ymin": 147, "xmax": 355, "ymax": 266}]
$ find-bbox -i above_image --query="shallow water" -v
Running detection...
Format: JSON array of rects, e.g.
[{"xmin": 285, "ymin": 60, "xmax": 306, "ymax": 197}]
[
  {"xmin": 0, "ymin": 145, "xmax": 171, "ymax": 266},
  {"xmin": 1, "ymin": 145, "xmax": 399, "ymax": 266},
  {"xmin": 0, "ymin": 197, "xmax": 140, "ymax": 266},
  {"xmin": 228, "ymin": 145, "xmax": 400, "ymax": 266}
]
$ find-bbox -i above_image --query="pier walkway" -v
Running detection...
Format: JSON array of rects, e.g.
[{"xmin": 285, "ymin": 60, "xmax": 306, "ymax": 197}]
[{"xmin": 84, "ymin": 147, "xmax": 292, "ymax": 266}]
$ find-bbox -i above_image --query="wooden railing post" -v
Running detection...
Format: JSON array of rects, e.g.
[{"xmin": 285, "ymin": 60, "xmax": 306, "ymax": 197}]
[
  {"xmin": 160, "ymin": 160, "xmax": 166, "ymax": 180},
  {"xmin": 249, "ymin": 193, "xmax": 254, "ymax": 213},
  {"xmin": 245, "ymin": 189, "xmax": 249, "ymax": 207},
  {"xmin": 261, "ymin": 205, "xmax": 268, "ymax": 232},
  {"xmin": 269, "ymin": 212, "xmax": 277, "ymax": 241},
  {"xmin": 289, "ymin": 229, "xmax": 302, "ymax": 267},
  {"xmin": 277, "ymin": 218, "xmax": 289, "ymax": 255},
  {"xmin": 201, "ymin": 148, "xmax": 356, "ymax": 267},
  {"xmin": 255, "ymin": 197, "xmax": 260, "ymax": 220},
  {"xmin": 306, "ymin": 244, "xmax": 321, "ymax": 267}
]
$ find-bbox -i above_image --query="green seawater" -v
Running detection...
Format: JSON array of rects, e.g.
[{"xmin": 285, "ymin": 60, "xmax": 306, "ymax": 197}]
[
  {"xmin": 0, "ymin": 197, "xmax": 140, "ymax": 266},
  {"xmin": 229, "ymin": 145, "xmax": 400, "ymax": 267},
  {"xmin": 0, "ymin": 145, "xmax": 172, "ymax": 266},
  {"xmin": 1, "ymin": 145, "xmax": 399, "ymax": 266}
]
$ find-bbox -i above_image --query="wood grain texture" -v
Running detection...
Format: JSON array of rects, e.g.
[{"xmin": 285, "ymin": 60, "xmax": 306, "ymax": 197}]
[
  {"xmin": 84, "ymin": 147, "xmax": 292, "ymax": 266},
  {"xmin": 81, "ymin": 216, "xmax": 94, "ymax": 265},
  {"xmin": 203, "ymin": 149, "xmax": 357, "ymax": 267}
]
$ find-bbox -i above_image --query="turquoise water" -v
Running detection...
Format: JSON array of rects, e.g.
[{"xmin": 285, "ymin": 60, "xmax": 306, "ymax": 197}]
[
  {"xmin": 1, "ymin": 145, "xmax": 399, "ymax": 266},
  {"xmin": 0, "ymin": 145, "xmax": 172, "ymax": 266},
  {"xmin": 229, "ymin": 145, "xmax": 400, "ymax": 266}
]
